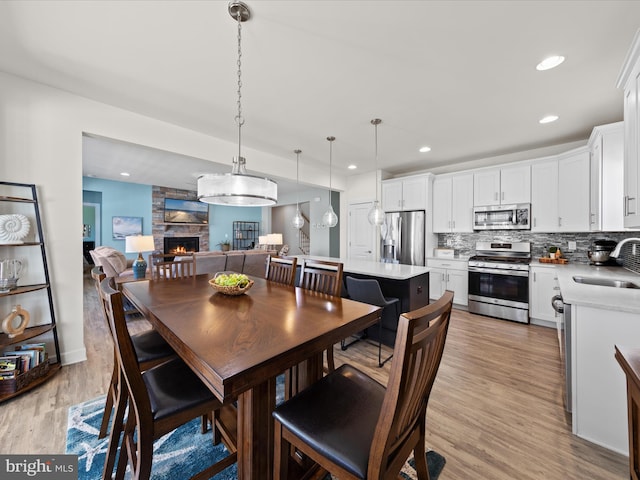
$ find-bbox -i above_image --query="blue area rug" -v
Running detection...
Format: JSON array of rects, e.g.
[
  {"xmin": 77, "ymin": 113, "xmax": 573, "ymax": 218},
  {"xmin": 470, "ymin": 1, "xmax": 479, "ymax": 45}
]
[{"xmin": 66, "ymin": 378, "xmax": 445, "ymax": 479}]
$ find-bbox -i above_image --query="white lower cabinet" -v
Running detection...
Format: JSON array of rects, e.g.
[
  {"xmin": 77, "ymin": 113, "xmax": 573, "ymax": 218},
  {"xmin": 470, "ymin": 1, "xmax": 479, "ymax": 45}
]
[
  {"xmin": 529, "ymin": 265, "xmax": 559, "ymax": 324},
  {"xmin": 427, "ymin": 258, "xmax": 468, "ymax": 307}
]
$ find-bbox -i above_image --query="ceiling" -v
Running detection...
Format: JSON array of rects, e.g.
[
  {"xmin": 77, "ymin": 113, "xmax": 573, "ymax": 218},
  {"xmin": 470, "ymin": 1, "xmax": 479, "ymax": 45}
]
[{"xmin": 1, "ymin": 1, "xmax": 639, "ymax": 194}]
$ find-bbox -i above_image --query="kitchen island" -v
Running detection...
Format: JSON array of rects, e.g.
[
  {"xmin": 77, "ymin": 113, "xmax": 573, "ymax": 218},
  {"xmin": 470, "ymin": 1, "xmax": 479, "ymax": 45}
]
[
  {"xmin": 295, "ymin": 256, "xmax": 431, "ymax": 346},
  {"xmin": 555, "ymin": 263, "xmax": 640, "ymax": 456}
]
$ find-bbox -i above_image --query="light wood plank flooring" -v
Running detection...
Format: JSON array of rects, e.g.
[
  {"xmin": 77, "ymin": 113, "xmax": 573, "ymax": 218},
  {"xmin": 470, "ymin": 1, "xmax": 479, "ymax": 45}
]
[{"xmin": 0, "ymin": 270, "xmax": 628, "ymax": 479}]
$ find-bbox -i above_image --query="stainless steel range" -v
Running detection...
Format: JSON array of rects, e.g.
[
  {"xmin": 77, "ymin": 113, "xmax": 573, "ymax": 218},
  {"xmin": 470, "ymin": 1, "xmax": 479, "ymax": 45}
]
[{"xmin": 468, "ymin": 241, "xmax": 531, "ymax": 323}]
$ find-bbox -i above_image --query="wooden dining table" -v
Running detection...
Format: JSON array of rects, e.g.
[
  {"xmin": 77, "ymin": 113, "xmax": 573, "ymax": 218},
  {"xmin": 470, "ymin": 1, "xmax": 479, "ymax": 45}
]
[{"xmin": 122, "ymin": 274, "xmax": 382, "ymax": 480}]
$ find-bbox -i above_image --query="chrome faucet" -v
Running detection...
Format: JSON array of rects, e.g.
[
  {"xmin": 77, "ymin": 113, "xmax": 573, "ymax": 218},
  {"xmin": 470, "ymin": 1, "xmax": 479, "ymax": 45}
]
[{"xmin": 610, "ymin": 238, "xmax": 640, "ymax": 258}]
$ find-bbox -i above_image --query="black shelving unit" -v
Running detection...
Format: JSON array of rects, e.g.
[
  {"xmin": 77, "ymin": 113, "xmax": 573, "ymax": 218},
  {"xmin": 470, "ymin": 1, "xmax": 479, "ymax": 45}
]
[
  {"xmin": 0, "ymin": 182, "xmax": 61, "ymax": 403},
  {"xmin": 233, "ymin": 221, "xmax": 259, "ymax": 250}
]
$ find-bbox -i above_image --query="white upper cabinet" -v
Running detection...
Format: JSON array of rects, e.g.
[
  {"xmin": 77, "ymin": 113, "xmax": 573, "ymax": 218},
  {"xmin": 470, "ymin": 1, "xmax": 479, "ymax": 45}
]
[
  {"xmin": 474, "ymin": 164, "xmax": 530, "ymax": 206},
  {"xmin": 589, "ymin": 122, "xmax": 624, "ymax": 231},
  {"xmin": 531, "ymin": 148, "xmax": 590, "ymax": 232},
  {"xmin": 501, "ymin": 164, "xmax": 531, "ymax": 205},
  {"xmin": 473, "ymin": 169, "xmax": 501, "ymax": 206},
  {"xmin": 558, "ymin": 148, "xmax": 591, "ymax": 231},
  {"xmin": 432, "ymin": 173, "xmax": 474, "ymax": 233},
  {"xmin": 382, "ymin": 176, "xmax": 427, "ymax": 212},
  {"xmin": 531, "ymin": 158, "xmax": 559, "ymax": 231},
  {"xmin": 617, "ymin": 30, "xmax": 640, "ymax": 228}
]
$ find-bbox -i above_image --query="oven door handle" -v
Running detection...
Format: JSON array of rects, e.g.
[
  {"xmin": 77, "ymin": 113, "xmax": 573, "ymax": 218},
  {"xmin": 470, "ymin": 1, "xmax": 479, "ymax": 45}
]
[{"xmin": 468, "ymin": 266, "xmax": 529, "ymax": 277}]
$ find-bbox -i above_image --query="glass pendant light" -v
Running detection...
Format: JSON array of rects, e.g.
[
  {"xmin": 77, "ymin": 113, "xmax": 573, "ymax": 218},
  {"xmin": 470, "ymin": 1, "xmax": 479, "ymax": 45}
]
[
  {"xmin": 292, "ymin": 149, "xmax": 305, "ymax": 229},
  {"xmin": 368, "ymin": 118, "xmax": 386, "ymax": 226},
  {"xmin": 322, "ymin": 136, "xmax": 338, "ymax": 228},
  {"xmin": 197, "ymin": 1, "xmax": 277, "ymax": 206}
]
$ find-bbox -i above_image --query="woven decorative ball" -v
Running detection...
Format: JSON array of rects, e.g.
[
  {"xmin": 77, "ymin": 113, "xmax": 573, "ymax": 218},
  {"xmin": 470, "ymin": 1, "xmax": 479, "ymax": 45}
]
[{"xmin": 209, "ymin": 278, "xmax": 254, "ymax": 296}]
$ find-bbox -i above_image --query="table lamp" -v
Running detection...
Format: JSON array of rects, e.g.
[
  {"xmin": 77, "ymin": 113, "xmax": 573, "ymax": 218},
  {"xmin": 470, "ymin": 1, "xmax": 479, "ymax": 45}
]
[
  {"xmin": 125, "ymin": 235, "xmax": 155, "ymax": 279},
  {"xmin": 266, "ymin": 233, "xmax": 283, "ymax": 250}
]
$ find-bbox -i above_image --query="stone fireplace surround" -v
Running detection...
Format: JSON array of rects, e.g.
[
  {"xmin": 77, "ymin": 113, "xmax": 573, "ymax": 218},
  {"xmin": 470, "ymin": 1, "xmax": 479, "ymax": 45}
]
[{"xmin": 151, "ymin": 186, "xmax": 209, "ymax": 253}]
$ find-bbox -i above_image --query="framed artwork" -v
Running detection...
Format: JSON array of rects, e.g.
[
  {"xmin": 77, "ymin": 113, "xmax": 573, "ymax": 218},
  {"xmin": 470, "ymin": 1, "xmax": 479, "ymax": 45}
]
[{"xmin": 112, "ymin": 216, "xmax": 142, "ymax": 240}]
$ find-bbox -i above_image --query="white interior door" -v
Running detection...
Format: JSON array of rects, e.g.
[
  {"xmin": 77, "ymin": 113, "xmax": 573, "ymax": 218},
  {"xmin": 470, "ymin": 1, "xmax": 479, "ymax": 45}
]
[{"xmin": 348, "ymin": 202, "xmax": 376, "ymax": 261}]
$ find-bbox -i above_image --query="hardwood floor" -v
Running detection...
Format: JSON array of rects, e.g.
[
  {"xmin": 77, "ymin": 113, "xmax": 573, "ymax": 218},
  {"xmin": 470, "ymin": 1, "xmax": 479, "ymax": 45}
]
[{"xmin": 0, "ymin": 270, "xmax": 628, "ymax": 479}]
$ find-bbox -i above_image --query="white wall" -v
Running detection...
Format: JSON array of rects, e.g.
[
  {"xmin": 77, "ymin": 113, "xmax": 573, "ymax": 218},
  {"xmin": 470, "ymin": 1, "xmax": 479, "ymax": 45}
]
[{"xmin": 0, "ymin": 70, "xmax": 348, "ymax": 365}]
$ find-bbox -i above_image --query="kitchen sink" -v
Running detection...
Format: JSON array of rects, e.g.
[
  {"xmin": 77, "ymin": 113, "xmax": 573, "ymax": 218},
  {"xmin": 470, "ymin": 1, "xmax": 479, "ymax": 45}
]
[{"xmin": 572, "ymin": 275, "xmax": 640, "ymax": 289}]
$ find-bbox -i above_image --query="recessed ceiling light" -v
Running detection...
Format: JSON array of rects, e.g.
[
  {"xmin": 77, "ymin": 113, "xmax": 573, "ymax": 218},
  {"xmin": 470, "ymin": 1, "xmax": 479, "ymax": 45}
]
[
  {"xmin": 348, "ymin": 164, "xmax": 357, "ymax": 170},
  {"xmin": 419, "ymin": 146, "xmax": 432, "ymax": 153},
  {"xmin": 120, "ymin": 172, "xmax": 131, "ymax": 176},
  {"xmin": 536, "ymin": 55, "xmax": 565, "ymax": 71},
  {"xmin": 539, "ymin": 115, "xmax": 559, "ymax": 124}
]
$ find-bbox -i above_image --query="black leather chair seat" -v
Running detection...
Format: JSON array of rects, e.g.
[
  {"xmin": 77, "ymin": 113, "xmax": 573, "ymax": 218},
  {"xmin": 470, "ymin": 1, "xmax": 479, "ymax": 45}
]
[
  {"xmin": 272, "ymin": 364, "xmax": 385, "ymax": 478},
  {"xmin": 144, "ymin": 358, "xmax": 220, "ymax": 421},
  {"xmin": 132, "ymin": 329, "xmax": 175, "ymax": 364}
]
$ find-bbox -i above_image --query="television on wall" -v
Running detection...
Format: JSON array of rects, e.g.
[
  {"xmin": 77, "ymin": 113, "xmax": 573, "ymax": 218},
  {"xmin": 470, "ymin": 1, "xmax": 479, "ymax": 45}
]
[{"xmin": 164, "ymin": 198, "xmax": 209, "ymax": 224}]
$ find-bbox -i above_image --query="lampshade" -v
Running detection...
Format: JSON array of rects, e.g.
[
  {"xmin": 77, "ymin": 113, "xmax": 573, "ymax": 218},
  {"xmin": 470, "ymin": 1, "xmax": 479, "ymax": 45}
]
[
  {"xmin": 266, "ymin": 233, "xmax": 283, "ymax": 245},
  {"xmin": 198, "ymin": 159, "xmax": 277, "ymax": 206},
  {"xmin": 258, "ymin": 235, "xmax": 267, "ymax": 244},
  {"xmin": 125, "ymin": 235, "xmax": 155, "ymax": 253}
]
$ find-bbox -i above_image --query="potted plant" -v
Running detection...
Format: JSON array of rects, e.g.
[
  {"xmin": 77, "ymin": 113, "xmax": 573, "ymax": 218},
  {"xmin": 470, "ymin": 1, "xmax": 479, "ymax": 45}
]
[
  {"xmin": 549, "ymin": 246, "xmax": 558, "ymax": 259},
  {"xmin": 217, "ymin": 239, "xmax": 231, "ymax": 252}
]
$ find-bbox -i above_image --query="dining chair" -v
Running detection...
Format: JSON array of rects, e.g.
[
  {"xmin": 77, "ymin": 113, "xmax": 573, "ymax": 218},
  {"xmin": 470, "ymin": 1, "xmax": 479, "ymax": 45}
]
[
  {"xmin": 150, "ymin": 252, "xmax": 196, "ymax": 280},
  {"xmin": 298, "ymin": 259, "xmax": 344, "ymax": 372},
  {"xmin": 90, "ymin": 267, "xmax": 175, "ymax": 443},
  {"xmin": 344, "ymin": 276, "xmax": 400, "ymax": 367},
  {"xmin": 265, "ymin": 256, "xmax": 298, "ymax": 286},
  {"xmin": 99, "ymin": 277, "xmax": 237, "ymax": 480},
  {"xmin": 272, "ymin": 290, "xmax": 454, "ymax": 480}
]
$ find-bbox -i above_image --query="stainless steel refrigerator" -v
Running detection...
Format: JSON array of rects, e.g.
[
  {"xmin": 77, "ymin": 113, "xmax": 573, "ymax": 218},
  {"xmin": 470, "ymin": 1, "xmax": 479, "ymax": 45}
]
[{"xmin": 380, "ymin": 210, "xmax": 425, "ymax": 266}]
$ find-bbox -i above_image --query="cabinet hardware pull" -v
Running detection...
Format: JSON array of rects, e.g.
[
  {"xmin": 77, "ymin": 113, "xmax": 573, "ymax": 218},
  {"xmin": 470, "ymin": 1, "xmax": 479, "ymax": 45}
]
[
  {"xmin": 501, "ymin": 191, "xmax": 504, "ymax": 201},
  {"xmin": 622, "ymin": 195, "xmax": 629, "ymax": 217},
  {"xmin": 558, "ymin": 217, "xmax": 562, "ymax": 227}
]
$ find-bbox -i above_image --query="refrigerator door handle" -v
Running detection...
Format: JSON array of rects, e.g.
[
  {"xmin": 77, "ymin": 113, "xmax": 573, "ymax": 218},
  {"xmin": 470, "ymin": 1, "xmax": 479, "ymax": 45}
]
[{"xmin": 397, "ymin": 216, "xmax": 402, "ymax": 263}]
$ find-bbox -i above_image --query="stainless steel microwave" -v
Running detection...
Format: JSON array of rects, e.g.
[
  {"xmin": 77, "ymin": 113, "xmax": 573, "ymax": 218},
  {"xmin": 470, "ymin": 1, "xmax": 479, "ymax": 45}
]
[{"xmin": 473, "ymin": 203, "xmax": 531, "ymax": 230}]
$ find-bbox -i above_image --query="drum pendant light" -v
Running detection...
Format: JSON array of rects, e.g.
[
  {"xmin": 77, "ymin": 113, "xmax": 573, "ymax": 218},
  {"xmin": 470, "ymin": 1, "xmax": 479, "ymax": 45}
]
[
  {"xmin": 322, "ymin": 136, "xmax": 338, "ymax": 228},
  {"xmin": 197, "ymin": 1, "xmax": 277, "ymax": 206},
  {"xmin": 292, "ymin": 149, "xmax": 305, "ymax": 229},
  {"xmin": 368, "ymin": 118, "xmax": 385, "ymax": 226}
]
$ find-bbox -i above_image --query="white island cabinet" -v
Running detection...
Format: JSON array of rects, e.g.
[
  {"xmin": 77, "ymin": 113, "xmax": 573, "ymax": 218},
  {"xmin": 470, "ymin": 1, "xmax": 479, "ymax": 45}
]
[{"xmin": 556, "ymin": 263, "xmax": 640, "ymax": 456}]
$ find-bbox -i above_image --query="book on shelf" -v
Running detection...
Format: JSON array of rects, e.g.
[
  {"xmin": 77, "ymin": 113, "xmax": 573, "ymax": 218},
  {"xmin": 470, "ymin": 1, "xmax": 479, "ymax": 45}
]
[
  {"xmin": 2, "ymin": 352, "xmax": 31, "ymax": 372},
  {"xmin": 0, "ymin": 355, "xmax": 21, "ymax": 378},
  {"xmin": 19, "ymin": 343, "xmax": 46, "ymax": 363}
]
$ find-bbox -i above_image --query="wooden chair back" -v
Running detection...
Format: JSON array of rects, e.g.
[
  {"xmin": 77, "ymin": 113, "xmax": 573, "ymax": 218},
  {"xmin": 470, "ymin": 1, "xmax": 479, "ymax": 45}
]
[
  {"xmin": 265, "ymin": 256, "xmax": 298, "ymax": 286},
  {"xmin": 150, "ymin": 252, "xmax": 195, "ymax": 280},
  {"xmin": 298, "ymin": 259, "xmax": 344, "ymax": 372},
  {"xmin": 100, "ymin": 277, "xmax": 152, "ymax": 417},
  {"xmin": 299, "ymin": 259, "xmax": 343, "ymax": 296},
  {"xmin": 367, "ymin": 290, "xmax": 453, "ymax": 477},
  {"xmin": 99, "ymin": 277, "xmax": 236, "ymax": 480}
]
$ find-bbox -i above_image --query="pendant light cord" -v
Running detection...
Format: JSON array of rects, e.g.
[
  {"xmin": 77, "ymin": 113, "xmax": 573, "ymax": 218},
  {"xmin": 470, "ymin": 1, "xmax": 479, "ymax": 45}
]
[
  {"xmin": 295, "ymin": 149, "xmax": 301, "ymax": 207},
  {"xmin": 327, "ymin": 136, "xmax": 335, "ymax": 206},
  {"xmin": 235, "ymin": 8, "xmax": 244, "ymax": 159}
]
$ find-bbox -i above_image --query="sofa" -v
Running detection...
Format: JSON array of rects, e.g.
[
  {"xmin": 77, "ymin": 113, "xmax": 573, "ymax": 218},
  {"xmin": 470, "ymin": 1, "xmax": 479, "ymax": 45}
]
[
  {"xmin": 190, "ymin": 250, "xmax": 277, "ymax": 278},
  {"xmin": 89, "ymin": 246, "xmax": 135, "ymax": 279}
]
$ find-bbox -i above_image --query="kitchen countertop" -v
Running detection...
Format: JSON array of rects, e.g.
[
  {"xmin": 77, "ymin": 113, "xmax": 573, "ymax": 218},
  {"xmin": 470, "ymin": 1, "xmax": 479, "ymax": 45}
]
[
  {"xmin": 294, "ymin": 256, "xmax": 430, "ymax": 280},
  {"xmin": 554, "ymin": 263, "xmax": 640, "ymax": 314}
]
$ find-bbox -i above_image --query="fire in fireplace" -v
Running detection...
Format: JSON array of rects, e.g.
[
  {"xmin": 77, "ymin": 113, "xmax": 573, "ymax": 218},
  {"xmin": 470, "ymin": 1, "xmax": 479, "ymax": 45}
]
[{"xmin": 164, "ymin": 237, "xmax": 200, "ymax": 255}]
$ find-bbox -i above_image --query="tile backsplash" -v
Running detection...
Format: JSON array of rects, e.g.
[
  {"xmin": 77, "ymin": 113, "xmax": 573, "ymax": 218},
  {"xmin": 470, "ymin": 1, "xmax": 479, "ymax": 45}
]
[{"xmin": 437, "ymin": 231, "xmax": 640, "ymax": 272}]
